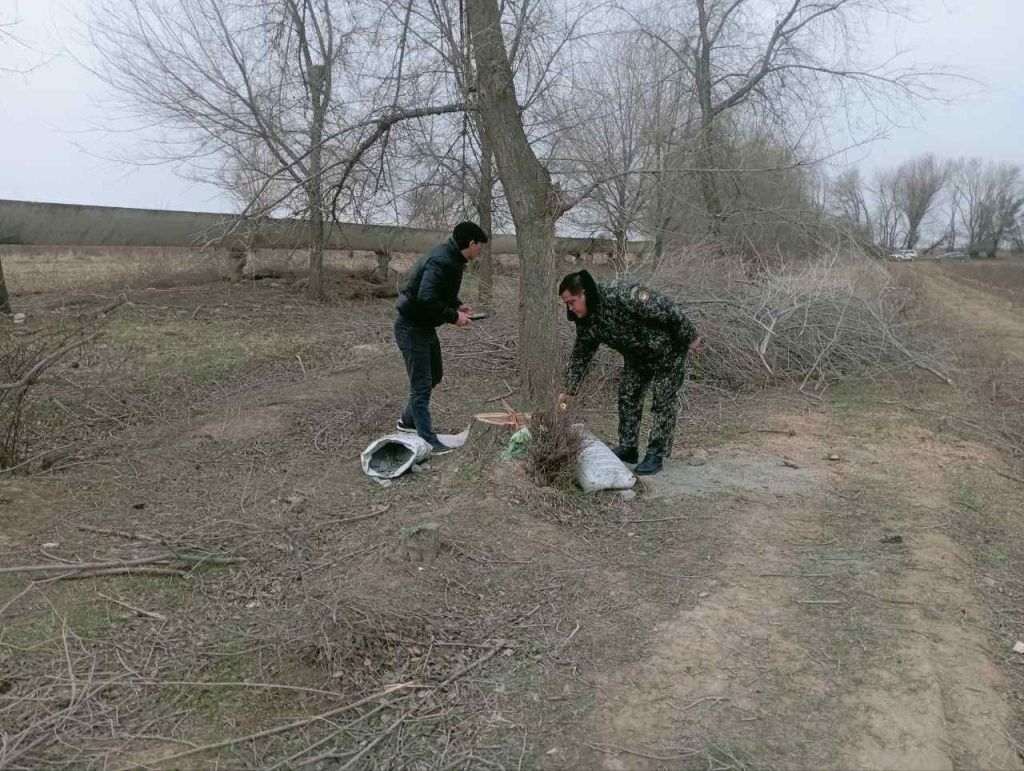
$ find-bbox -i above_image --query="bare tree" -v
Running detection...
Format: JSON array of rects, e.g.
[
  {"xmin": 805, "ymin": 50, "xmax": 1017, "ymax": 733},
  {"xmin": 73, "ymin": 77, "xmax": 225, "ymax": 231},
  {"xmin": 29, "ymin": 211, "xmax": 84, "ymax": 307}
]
[
  {"xmin": 0, "ymin": 258, "xmax": 9, "ymax": 316},
  {"xmin": 893, "ymin": 153, "xmax": 948, "ymax": 249},
  {"xmin": 0, "ymin": 8, "xmax": 40, "ymax": 314},
  {"xmin": 957, "ymin": 159, "xmax": 1024, "ymax": 257},
  {"xmin": 88, "ymin": 0, "xmax": 460, "ymax": 299},
  {"xmin": 404, "ymin": 0, "xmax": 502, "ymax": 309},
  {"xmin": 828, "ymin": 167, "xmax": 870, "ymax": 234},
  {"xmin": 632, "ymin": 0, "xmax": 928, "ymax": 237},
  {"xmin": 870, "ymin": 169, "xmax": 902, "ymax": 252},
  {"xmin": 561, "ymin": 32, "xmax": 664, "ymax": 266},
  {"xmin": 1011, "ymin": 216, "xmax": 1024, "ymax": 256}
]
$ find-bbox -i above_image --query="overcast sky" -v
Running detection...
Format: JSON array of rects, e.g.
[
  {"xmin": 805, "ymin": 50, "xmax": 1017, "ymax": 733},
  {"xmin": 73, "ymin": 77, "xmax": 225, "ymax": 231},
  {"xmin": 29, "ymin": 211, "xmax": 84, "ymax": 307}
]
[{"xmin": 1, "ymin": 0, "xmax": 1021, "ymax": 214}]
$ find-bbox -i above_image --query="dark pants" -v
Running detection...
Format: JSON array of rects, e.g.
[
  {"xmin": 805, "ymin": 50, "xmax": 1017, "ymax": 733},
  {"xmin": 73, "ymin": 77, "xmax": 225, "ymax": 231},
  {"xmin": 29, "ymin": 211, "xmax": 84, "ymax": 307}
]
[
  {"xmin": 618, "ymin": 354, "xmax": 687, "ymax": 457},
  {"xmin": 394, "ymin": 317, "xmax": 443, "ymax": 444}
]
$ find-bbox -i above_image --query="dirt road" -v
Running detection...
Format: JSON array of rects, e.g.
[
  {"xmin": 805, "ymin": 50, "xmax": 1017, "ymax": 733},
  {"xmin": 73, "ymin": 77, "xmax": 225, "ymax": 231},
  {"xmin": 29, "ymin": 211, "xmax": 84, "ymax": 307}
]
[{"xmin": 897, "ymin": 261, "xmax": 1024, "ymax": 402}]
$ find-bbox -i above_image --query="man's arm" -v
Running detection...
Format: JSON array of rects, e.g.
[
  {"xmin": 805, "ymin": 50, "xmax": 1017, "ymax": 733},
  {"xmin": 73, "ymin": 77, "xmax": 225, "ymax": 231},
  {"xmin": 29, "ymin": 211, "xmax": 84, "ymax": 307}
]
[
  {"xmin": 564, "ymin": 325, "xmax": 600, "ymax": 395},
  {"xmin": 625, "ymin": 286, "xmax": 697, "ymax": 350},
  {"xmin": 418, "ymin": 258, "xmax": 459, "ymax": 325}
]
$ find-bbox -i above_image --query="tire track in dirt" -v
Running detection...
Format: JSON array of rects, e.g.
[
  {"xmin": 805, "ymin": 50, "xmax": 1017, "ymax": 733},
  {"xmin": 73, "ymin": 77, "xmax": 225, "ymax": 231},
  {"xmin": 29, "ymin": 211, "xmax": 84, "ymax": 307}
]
[
  {"xmin": 589, "ymin": 412, "xmax": 1023, "ymax": 769},
  {"xmin": 909, "ymin": 266, "xmax": 1024, "ymax": 362},
  {"xmin": 840, "ymin": 428, "xmax": 1021, "ymax": 770}
]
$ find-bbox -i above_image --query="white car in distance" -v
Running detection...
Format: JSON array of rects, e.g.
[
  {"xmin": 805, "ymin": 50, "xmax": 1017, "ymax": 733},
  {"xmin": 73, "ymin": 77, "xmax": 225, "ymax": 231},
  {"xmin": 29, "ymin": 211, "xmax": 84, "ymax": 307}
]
[{"xmin": 887, "ymin": 249, "xmax": 918, "ymax": 262}]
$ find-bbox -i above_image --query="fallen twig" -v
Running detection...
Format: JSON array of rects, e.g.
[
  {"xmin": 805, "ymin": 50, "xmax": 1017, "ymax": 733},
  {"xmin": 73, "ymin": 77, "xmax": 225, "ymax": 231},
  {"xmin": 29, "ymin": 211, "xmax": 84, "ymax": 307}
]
[
  {"xmin": 122, "ymin": 682, "xmax": 423, "ymax": 769},
  {"xmin": 668, "ymin": 695, "xmax": 730, "ymax": 713},
  {"xmin": 621, "ymin": 516, "xmax": 690, "ymax": 523},
  {"xmin": 78, "ymin": 525, "xmax": 166, "ymax": 544},
  {"xmin": 586, "ymin": 742, "xmax": 699, "ymax": 761},
  {"xmin": 551, "ymin": 622, "xmax": 581, "ymax": 658},
  {"xmin": 98, "ymin": 592, "xmax": 167, "ymax": 621},
  {"xmin": 335, "ymin": 505, "xmax": 391, "ymax": 525},
  {"xmin": 57, "ymin": 567, "xmax": 188, "ymax": 580},
  {"xmin": 796, "ymin": 599, "xmax": 844, "ymax": 605},
  {"xmin": 137, "ymin": 679, "xmax": 344, "ymax": 698},
  {"xmin": 0, "ymin": 552, "xmax": 241, "ymax": 575}
]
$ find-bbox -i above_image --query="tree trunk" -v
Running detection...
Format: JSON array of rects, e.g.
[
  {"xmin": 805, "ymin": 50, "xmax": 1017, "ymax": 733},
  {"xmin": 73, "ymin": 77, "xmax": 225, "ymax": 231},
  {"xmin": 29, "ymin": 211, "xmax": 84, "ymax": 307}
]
[
  {"xmin": 306, "ymin": 63, "xmax": 327, "ymax": 300},
  {"xmin": 695, "ymin": 3, "xmax": 724, "ymax": 237},
  {"xmin": 374, "ymin": 250, "xmax": 391, "ymax": 280},
  {"xmin": 611, "ymin": 226, "xmax": 628, "ymax": 273},
  {"xmin": 696, "ymin": 119, "xmax": 724, "ymax": 237},
  {"xmin": 476, "ymin": 139, "xmax": 495, "ymax": 311},
  {"xmin": 0, "ymin": 257, "xmax": 10, "ymax": 315},
  {"xmin": 513, "ymin": 213, "xmax": 558, "ymax": 399},
  {"xmin": 468, "ymin": 0, "xmax": 560, "ymax": 402}
]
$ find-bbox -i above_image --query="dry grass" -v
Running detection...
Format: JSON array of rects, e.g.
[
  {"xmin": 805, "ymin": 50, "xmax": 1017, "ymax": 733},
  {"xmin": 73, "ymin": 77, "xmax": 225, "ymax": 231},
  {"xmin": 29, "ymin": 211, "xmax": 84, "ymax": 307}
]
[
  {"xmin": 0, "ymin": 245, "xmax": 421, "ymax": 299},
  {"xmin": 1, "ymin": 246, "xmax": 222, "ymax": 295},
  {"xmin": 3, "ymin": 256, "xmax": 1024, "ymax": 767}
]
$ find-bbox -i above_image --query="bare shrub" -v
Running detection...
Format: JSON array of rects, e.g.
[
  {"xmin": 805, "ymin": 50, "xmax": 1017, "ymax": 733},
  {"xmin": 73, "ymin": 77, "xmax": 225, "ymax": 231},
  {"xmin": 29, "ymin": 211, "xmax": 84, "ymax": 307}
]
[
  {"xmin": 527, "ymin": 407, "xmax": 584, "ymax": 488},
  {"xmin": 0, "ymin": 299, "xmax": 120, "ymax": 470}
]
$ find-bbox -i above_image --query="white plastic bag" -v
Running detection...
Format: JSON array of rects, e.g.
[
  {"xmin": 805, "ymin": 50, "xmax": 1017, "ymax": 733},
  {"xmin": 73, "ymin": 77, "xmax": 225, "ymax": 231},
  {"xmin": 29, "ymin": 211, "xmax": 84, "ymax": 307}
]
[
  {"xmin": 576, "ymin": 431, "xmax": 636, "ymax": 492},
  {"xmin": 361, "ymin": 433, "xmax": 431, "ymax": 479},
  {"xmin": 360, "ymin": 426, "xmax": 472, "ymax": 480}
]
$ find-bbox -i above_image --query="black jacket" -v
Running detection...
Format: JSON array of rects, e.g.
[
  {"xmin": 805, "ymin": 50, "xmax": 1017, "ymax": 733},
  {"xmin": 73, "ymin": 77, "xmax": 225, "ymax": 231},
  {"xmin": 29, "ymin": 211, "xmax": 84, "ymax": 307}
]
[{"xmin": 396, "ymin": 237, "xmax": 467, "ymax": 327}]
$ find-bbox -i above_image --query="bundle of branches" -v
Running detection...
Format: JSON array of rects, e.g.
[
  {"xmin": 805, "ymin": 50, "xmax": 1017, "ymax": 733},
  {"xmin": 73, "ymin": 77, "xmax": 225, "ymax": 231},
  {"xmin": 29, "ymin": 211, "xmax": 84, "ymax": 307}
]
[
  {"xmin": 527, "ymin": 407, "xmax": 584, "ymax": 487},
  {"xmin": 0, "ymin": 297, "xmax": 122, "ymax": 470},
  {"xmin": 651, "ymin": 249, "xmax": 945, "ymax": 392}
]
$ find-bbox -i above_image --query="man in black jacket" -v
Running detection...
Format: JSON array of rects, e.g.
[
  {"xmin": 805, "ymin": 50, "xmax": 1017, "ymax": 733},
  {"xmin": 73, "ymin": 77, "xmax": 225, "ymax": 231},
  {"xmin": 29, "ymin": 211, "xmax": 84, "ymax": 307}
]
[
  {"xmin": 558, "ymin": 269, "xmax": 701, "ymax": 475},
  {"xmin": 394, "ymin": 221, "xmax": 489, "ymax": 454}
]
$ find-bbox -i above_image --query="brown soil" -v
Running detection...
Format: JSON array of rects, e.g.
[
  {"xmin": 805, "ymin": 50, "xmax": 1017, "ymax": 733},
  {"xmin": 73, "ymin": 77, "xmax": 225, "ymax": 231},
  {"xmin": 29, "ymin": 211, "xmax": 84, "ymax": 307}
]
[{"xmin": 2, "ymin": 267, "xmax": 1024, "ymax": 768}]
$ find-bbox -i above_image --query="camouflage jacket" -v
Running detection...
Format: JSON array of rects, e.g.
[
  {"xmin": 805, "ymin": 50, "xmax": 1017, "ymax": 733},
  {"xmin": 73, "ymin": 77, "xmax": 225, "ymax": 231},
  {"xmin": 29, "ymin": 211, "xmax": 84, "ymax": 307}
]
[{"xmin": 564, "ymin": 278, "xmax": 697, "ymax": 394}]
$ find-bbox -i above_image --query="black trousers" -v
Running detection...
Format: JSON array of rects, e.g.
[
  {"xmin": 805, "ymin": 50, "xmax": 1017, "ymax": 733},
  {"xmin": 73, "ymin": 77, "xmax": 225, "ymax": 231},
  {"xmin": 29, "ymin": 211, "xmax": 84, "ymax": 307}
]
[{"xmin": 394, "ymin": 317, "xmax": 443, "ymax": 444}]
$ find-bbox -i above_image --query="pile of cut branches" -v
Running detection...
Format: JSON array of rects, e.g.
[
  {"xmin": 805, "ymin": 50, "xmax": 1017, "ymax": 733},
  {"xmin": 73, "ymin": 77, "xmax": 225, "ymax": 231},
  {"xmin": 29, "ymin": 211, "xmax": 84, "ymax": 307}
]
[{"xmin": 649, "ymin": 249, "xmax": 947, "ymax": 392}]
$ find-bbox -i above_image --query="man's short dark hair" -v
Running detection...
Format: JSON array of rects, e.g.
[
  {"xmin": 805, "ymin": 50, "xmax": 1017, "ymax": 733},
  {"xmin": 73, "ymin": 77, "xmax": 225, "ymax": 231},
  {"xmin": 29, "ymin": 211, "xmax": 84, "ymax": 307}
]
[
  {"xmin": 558, "ymin": 271, "xmax": 587, "ymax": 295},
  {"xmin": 453, "ymin": 221, "xmax": 489, "ymax": 249}
]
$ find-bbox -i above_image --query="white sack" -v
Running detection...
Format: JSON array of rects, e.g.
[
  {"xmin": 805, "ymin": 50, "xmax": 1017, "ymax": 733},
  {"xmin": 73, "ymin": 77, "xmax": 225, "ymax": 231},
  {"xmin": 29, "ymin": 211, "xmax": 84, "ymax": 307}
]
[
  {"xmin": 576, "ymin": 431, "xmax": 636, "ymax": 492},
  {"xmin": 361, "ymin": 433, "xmax": 431, "ymax": 479},
  {"xmin": 360, "ymin": 426, "xmax": 472, "ymax": 480}
]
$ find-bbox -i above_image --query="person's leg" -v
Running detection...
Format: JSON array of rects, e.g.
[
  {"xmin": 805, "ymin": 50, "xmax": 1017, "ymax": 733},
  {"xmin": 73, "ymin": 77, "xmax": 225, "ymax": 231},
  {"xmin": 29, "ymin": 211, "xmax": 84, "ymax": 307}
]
[
  {"xmin": 617, "ymin": 360, "xmax": 651, "ymax": 457},
  {"xmin": 646, "ymin": 355, "xmax": 688, "ymax": 458},
  {"xmin": 395, "ymin": 319, "xmax": 439, "ymax": 444},
  {"xmin": 395, "ymin": 320, "xmax": 417, "ymax": 429},
  {"xmin": 430, "ymin": 330, "xmax": 443, "ymax": 389}
]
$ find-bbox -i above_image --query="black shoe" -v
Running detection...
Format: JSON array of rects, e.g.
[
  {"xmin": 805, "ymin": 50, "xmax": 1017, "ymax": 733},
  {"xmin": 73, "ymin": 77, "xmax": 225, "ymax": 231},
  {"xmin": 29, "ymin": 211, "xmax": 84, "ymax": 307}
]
[
  {"xmin": 611, "ymin": 446, "xmax": 639, "ymax": 464},
  {"xmin": 429, "ymin": 441, "xmax": 454, "ymax": 456},
  {"xmin": 634, "ymin": 452, "xmax": 663, "ymax": 476},
  {"xmin": 397, "ymin": 419, "xmax": 416, "ymax": 434}
]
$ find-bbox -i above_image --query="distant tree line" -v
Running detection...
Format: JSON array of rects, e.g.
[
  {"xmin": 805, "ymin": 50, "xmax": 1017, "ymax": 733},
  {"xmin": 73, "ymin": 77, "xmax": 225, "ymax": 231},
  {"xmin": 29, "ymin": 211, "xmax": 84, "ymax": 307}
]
[{"xmin": 827, "ymin": 155, "xmax": 1024, "ymax": 257}]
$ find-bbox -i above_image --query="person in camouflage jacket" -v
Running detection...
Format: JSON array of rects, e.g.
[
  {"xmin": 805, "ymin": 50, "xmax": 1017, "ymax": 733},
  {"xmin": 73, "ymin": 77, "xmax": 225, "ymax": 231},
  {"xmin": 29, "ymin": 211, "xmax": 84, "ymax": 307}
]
[{"xmin": 558, "ymin": 269, "xmax": 701, "ymax": 475}]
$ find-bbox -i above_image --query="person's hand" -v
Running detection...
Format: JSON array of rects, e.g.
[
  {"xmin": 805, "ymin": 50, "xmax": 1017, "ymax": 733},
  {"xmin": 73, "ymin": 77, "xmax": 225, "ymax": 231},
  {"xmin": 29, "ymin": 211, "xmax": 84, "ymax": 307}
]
[
  {"xmin": 688, "ymin": 337, "xmax": 703, "ymax": 355},
  {"xmin": 455, "ymin": 308, "xmax": 471, "ymax": 327},
  {"xmin": 459, "ymin": 304, "xmax": 472, "ymax": 315},
  {"xmin": 557, "ymin": 392, "xmax": 572, "ymax": 410}
]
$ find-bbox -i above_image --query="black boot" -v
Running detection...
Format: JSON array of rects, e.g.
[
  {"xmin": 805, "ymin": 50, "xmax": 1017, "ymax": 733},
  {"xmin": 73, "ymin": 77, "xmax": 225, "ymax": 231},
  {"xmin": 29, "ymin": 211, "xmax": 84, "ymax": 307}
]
[
  {"xmin": 634, "ymin": 452, "xmax": 663, "ymax": 476},
  {"xmin": 611, "ymin": 446, "xmax": 639, "ymax": 464}
]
